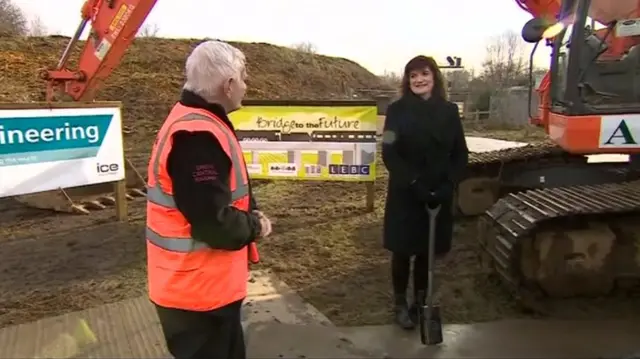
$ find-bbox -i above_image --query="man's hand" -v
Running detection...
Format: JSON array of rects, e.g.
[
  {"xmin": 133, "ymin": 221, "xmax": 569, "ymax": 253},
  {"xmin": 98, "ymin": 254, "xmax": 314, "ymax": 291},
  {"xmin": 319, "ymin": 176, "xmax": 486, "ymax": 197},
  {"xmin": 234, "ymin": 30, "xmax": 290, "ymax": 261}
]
[{"xmin": 254, "ymin": 210, "xmax": 272, "ymax": 238}]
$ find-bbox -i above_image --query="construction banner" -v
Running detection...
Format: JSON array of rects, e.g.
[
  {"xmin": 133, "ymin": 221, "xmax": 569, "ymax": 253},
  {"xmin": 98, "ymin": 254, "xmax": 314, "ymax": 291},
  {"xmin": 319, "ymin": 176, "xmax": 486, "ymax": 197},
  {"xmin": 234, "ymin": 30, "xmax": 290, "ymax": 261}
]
[
  {"xmin": 229, "ymin": 102, "xmax": 377, "ymax": 181},
  {"xmin": 0, "ymin": 103, "xmax": 125, "ymax": 198}
]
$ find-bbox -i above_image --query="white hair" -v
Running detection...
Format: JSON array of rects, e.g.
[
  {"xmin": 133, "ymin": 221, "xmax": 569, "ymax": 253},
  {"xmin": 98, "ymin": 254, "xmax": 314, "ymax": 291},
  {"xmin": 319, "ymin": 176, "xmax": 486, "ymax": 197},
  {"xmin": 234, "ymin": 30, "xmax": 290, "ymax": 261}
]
[{"xmin": 183, "ymin": 40, "xmax": 246, "ymax": 101}]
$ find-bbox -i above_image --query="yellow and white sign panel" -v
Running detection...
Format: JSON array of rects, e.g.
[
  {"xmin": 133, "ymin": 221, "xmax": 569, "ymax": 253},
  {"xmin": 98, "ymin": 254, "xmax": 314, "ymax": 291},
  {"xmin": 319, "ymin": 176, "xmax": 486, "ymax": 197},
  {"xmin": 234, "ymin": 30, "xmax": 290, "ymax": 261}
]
[{"xmin": 229, "ymin": 104, "xmax": 377, "ymax": 182}]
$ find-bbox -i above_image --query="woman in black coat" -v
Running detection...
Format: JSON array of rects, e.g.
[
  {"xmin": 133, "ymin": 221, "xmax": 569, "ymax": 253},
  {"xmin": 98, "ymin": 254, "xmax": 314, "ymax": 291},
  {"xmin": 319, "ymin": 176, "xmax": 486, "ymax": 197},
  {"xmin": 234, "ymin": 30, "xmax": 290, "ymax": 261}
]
[{"xmin": 381, "ymin": 55, "xmax": 469, "ymax": 329}]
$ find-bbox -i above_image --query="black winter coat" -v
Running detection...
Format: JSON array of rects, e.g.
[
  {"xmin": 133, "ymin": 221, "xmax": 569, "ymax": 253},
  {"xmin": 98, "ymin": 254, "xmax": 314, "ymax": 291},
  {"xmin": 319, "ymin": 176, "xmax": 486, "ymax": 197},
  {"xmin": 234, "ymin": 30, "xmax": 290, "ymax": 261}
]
[{"xmin": 381, "ymin": 95, "xmax": 469, "ymax": 256}]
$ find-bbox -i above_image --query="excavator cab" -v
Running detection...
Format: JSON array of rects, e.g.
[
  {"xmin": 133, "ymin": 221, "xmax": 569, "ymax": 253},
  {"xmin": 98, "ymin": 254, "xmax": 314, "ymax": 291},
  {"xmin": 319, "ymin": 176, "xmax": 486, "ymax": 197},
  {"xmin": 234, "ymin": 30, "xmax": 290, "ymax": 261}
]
[{"xmin": 522, "ymin": 0, "xmax": 640, "ymax": 117}]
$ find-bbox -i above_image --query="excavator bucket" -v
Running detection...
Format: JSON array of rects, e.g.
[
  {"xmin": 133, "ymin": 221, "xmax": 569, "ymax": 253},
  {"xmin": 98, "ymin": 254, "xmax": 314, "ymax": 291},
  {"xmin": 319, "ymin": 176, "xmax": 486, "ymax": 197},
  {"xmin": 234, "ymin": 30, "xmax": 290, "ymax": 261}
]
[{"xmin": 14, "ymin": 159, "xmax": 147, "ymax": 214}]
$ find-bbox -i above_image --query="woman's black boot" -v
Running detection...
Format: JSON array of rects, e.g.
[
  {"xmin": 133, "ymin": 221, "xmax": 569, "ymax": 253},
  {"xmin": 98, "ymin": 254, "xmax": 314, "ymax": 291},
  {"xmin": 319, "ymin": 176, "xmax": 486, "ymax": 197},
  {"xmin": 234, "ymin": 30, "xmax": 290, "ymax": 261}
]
[{"xmin": 394, "ymin": 294, "xmax": 415, "ymax": 330}]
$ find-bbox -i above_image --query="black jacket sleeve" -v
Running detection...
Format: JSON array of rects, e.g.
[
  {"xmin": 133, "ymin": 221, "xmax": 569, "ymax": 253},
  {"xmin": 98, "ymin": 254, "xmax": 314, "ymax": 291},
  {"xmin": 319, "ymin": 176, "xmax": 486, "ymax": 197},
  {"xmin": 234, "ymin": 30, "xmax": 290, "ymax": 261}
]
[
  {"xmin": 381, "ymin": 103, "xmax": 419, "ymax": 187},
  {"xmin": 447, "ymin": 103, "xmax": 469, "ymax": 185},
  {"xmin": 166, "ymin": 130, "xmax": 262, "ymax": 250}
]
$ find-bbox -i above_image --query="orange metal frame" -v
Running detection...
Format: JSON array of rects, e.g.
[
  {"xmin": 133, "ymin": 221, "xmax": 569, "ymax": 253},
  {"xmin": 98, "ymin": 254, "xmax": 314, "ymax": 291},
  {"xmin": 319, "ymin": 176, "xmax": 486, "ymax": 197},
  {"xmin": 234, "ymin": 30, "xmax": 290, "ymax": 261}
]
[{"xmin": 44, "ymin": 0, "xmax": 157, "ymax": 102}]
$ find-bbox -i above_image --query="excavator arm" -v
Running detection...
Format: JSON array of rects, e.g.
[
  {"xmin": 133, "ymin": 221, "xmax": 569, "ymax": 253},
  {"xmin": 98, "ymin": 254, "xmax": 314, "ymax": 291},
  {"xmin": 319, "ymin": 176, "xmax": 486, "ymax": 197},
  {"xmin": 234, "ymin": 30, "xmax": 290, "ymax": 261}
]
[{"xmin": 44, "ymin": 0, "xmax": 158, "ymax": 102}]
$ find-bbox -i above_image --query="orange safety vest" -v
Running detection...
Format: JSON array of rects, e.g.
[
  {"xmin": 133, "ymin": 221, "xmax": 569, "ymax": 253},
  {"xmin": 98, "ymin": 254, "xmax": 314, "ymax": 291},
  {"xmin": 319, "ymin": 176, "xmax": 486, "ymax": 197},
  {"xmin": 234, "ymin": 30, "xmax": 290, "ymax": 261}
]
[{"xmin": 146, "ymin": 102, "xmax": 259, "ymax": 311}]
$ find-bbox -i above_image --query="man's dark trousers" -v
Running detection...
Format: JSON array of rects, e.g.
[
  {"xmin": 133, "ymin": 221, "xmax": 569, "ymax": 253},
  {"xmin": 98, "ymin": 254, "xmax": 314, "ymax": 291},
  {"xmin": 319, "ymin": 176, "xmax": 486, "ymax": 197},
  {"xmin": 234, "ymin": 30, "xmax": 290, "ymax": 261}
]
[{"xmin": 155, "ymin": 299, "xmax": 245, "ymax": 359}]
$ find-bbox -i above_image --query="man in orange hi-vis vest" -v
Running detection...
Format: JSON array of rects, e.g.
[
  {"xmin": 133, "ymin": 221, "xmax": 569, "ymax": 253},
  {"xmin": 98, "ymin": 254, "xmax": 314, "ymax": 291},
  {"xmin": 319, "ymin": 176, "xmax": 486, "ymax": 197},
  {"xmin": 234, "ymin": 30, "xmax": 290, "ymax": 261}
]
[{"xmin": 146, "ymin": 40, "xmax": 272, "ymax": 359}]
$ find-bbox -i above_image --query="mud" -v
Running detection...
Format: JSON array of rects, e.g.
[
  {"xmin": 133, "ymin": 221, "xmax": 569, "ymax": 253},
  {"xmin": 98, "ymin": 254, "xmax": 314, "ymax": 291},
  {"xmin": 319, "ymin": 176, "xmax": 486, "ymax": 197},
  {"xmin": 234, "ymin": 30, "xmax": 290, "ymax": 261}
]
[{"xmin": 1, "ymin": 173, "xmax": 640, "ymax": 329}]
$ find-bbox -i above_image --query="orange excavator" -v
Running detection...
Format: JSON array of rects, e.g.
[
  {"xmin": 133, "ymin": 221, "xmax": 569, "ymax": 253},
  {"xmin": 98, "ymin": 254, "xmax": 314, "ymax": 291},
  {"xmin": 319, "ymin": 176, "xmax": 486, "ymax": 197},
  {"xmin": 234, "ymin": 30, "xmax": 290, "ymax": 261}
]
[
  {"xmin": 471, "ymin": 0, "xmax": 640, "ymax": 304},
  {"xmin": 44, "ymin": 0, "xmax": 157, "ymax": 102}
]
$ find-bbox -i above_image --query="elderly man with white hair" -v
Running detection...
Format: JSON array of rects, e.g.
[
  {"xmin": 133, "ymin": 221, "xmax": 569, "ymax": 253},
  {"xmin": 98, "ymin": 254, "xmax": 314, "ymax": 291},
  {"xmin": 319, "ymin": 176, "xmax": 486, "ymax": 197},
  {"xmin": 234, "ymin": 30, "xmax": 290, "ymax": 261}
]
[{"xmin": 145, "ymin": 40, "xmax": 272, "ymax": 359}]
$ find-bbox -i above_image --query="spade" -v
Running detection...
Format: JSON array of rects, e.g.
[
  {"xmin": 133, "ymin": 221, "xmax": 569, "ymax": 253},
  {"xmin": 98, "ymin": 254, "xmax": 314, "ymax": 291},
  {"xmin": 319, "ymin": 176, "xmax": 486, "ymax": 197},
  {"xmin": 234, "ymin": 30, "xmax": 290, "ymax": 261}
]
[{"xmin": 418, "ymin": 203, "xmax": 443, "ymax": 345}]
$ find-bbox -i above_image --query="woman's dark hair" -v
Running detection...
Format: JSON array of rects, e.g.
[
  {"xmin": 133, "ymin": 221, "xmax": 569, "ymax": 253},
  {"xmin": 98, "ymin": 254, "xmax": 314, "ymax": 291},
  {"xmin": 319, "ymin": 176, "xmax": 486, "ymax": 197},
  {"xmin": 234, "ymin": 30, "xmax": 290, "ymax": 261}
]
[{"xmin": 400, "ymin": 55, "xmax": 447, "ymax": 100}]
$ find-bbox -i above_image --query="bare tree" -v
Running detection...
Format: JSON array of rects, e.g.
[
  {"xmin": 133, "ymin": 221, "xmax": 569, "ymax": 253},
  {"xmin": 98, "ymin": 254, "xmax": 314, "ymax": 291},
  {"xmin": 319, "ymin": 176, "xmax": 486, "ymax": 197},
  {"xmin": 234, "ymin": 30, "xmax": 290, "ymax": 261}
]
[
  {"xmin": 444, "ymin": 69, "xmax": 472, "ymax": 92},
  {"xmin": 138, "ymin": 22, "xmax": 160, "ymax": 37},
  {"xmin": 481, "ymin": 30, "xmax": 528, "ymax": 89},
  {"xmin": 27, "ymin": 15, "xmax": 47, "ymax": 36},
  {"xmin": 291, "ymin": 41, "xmax": 317, "ymax": 54},
  {"xmin": 379, "ymin": 70, "xmax": 401, "ymax": 89},
  {"xmin": 0, "ymin": 0, "xmax": 27, "ymax": 36}
]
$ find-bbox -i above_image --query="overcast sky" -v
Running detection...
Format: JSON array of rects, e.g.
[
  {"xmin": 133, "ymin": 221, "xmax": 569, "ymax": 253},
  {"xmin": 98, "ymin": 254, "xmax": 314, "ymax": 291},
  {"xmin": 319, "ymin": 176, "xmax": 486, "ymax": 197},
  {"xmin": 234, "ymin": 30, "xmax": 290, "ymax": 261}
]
[{"xmin": 14, "ymin": 0, "xmax": 553, "ymax": 74}]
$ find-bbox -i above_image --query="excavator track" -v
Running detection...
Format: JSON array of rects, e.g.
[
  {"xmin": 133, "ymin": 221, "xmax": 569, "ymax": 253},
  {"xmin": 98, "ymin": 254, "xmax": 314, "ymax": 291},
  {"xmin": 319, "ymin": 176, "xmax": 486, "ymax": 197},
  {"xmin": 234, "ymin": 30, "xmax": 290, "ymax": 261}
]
[
  {"xmin": 478, "ymin": 179, "xmax": 640, "ymax": 309},
  {"xmin": 12, "ymin": 186, "xmax": 148, "ymax": 215},
  {"xmin": 467, "ymin": 140, "xmax": 572, "ymax": 169},
  {"xmin": 457, "ymin": 141, "xmax": 588, "ymax": 215}
]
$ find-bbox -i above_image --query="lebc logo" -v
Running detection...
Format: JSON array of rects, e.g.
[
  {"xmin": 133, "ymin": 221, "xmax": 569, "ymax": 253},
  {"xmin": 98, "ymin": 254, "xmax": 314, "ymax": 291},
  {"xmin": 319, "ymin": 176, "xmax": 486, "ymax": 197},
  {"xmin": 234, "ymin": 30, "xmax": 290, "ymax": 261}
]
[
  {"xmin": 96, "ymin": 162, "xmax": 119, "ymax": 175},
  {"xmin": 328, "ymin": 164, "xmax": 370, "ymax": 176}
]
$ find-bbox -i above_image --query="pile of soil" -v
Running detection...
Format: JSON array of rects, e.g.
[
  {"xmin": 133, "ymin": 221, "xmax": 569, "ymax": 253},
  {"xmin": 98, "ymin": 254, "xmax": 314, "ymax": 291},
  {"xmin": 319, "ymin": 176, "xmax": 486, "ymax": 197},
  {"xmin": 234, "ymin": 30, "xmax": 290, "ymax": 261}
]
[
  {"xmin": 0, "ymin": 36, "xmax": 385, "ymax": 103},
  {"xmin": 0, "ymin": 36, "xmax": 387, "ymax": 171}
]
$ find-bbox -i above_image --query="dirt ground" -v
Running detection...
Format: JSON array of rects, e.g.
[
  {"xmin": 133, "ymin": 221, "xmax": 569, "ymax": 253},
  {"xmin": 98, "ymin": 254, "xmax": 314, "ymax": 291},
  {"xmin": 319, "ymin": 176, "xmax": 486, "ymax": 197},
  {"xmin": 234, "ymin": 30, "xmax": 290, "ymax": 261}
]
[{"xmin": 1, "ymin": 131, "xmax": 639, "ymax": 329}]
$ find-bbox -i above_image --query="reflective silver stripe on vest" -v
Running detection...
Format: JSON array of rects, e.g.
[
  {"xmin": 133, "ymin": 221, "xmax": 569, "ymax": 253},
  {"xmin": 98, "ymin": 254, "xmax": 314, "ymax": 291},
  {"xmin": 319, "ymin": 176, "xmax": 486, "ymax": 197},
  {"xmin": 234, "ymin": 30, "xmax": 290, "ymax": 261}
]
[
  {"xmin": 147, "ymin": 112, "xmax": 249, "ymax": 252},
  {"xmin": 146, "ymin": 226, "xmax": 209, "ymax": 251}
]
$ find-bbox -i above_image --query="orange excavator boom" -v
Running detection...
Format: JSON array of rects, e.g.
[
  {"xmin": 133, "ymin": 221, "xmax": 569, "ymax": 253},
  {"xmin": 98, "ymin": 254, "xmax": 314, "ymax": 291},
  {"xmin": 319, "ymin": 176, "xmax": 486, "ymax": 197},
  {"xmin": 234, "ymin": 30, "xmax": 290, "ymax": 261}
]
[{"xmin": 43, "ymin": 0, "xmax": 158, "ymax": 102}]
